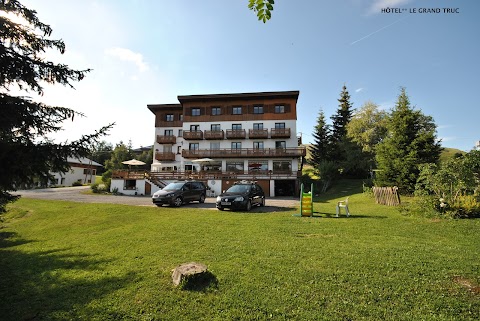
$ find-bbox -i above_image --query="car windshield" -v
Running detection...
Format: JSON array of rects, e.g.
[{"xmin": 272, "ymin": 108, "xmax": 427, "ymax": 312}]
[
  {"xmin": 163, "ymin": 182, "xmax": 185, "ymax": 191},
  {"xmin": 226, "ymin": 185, "xmax": 251, "ymax": 194}
]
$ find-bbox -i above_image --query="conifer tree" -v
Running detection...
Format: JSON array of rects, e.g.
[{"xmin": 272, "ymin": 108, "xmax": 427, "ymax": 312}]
[
  {"xmin": 0, "ymin": 0, "xmax": 113, "ymax": 212},
  {"xmin": 309, "ymin": 110, "xmax": 331, "ymax": 167},
  {"xmin": 331, "ymin": 85, "xmax": 353, "ymax": 144},
  {"xmin": 375, "ymin": 87, "xmax": 442, "ymax": 193}
]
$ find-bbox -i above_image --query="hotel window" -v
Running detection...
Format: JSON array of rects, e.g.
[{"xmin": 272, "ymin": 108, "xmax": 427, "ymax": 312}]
[
  {"xmin": 274, "ymin": 105, "xmax": 285, "ymax": 113},
  {"xmin": 166, "ymin": 114, "xmax": 174, "ymax": 121},
  {"xmin": 231, "ymin": 142, "xmax": 242, "ymax": 150},
  {"xmin": 164, "ymin": 145, "xmax": 172, "ymax": 153},
  {"xmin": 253, "ymin": 105, "xmax": 264, "ymax": 114},
  {"xmin": 211, "ymin": 124, "xmax": 221, "ymax": 131},
  {"xmin": 275, "ymin": 141, "xmax": 286, "ymax": 149},
  {"xmin": 189, "ymin": 143, "xmax": 199, "ymax": 151},
  {"xmin": 273, "ymin": 161, "xmax": 291, "ymax": 172},
  {"xmin": 178, "ymin": 129, "xmax": 183, "ymax": 137},
  {"xmin": 210, "ymin": 142, "xmax": 220, "ymax": 150},
  {"xmin": 232, "ymin": 106, "xmax": 242, "ymax": 115},
  {"xmin": 232, "ymin": 124, "xmax": 242, "ymax": 130},
  {"xmin": 192, "ymin": 108, "xmax": 200, "ymax": 116},
  {"xmin": 248, "ymin": 160, "xmax": 268, "ymax": 171},
  {"xmin": 226, "ymin": 161, "xmax": 244, "ymax": 172},
  {"xmin": 253, "ymin": 123, "xmax": 264, "ymax": 130},
  {"xmin": 253, "ymin": 141, "xmax": 264, "ymax": 150},
  {"xmin": 164, "ymin": 129, "xmax": 173, "ymax": 136},
  {"xmin": 190, "ymin": 124, "xmax": 200, "ymax": 131},
  {"xmin": 179, "ymin": 114, "xmax": 184, "ymax": 121},
  {"xmin": 177, "ymin": 146, "xmax": 182, "ymax": 154},
  {"xmin": 275, "ymin": 122, "xmax": 286, "ymax": 129},
  {"xmin": 212, "ymin": 107, "xmax": 221, "ymax": 115}
]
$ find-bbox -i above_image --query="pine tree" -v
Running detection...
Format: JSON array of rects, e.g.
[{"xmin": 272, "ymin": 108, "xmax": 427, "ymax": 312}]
[
  {"xmin": 375, "ymin": 87, "xmax": 442, "ymax": 193},
  {"xmin": 309, "ymin": 110, "xmax": 331, "ymax": 167},
  {"xmin": 331, "ymin": 85, "xmax": 353, "ymax": 143},
  {"xmin": 0, "ymin": 0, "xmax": 113, "ymax": 212}
]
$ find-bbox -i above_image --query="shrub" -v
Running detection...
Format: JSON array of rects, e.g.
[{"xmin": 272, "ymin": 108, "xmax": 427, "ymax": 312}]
[{"xmin": 72, "ymin": 181, "xmax": 83, "ymax": 187}]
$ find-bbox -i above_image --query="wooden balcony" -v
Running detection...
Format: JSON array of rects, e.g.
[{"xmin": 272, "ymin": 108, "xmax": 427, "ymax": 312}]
[
  {"xmin": 204, "ymin": 130, "xmax": 224, "ymax": 140},
  {"xmin": 182, "ymin": 147, "xmax": 306, "ymax": 159},
  {"xmin": 156, "ymin": 135, "xmax": 177, "ymax": 144},
  {"xmin": 113, "ymin": 169, "xmax": 302, "ymax": 181},
  {"xmin": 270, "ymin": 128, "xmax": 291, "ymax": 138},
  {"xmin": 182, "ymin": 130, "xmax": 203, "ymax": 140},
  {"xmin": 226, "ymin": 129, "xmax": 246, "ymax": 139},
  {"xmin": 248, "ymin": 129, "xmax": 269, "ymax": 139},
  {"xmin": 155, "ymin": 152, "xmax": 176, "ymax": 161}
]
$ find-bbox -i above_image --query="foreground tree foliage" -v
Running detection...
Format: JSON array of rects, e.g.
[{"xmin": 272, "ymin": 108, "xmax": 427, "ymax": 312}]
[
  {"xmin": 248, "ymin": 0, "xmax": 274, "ymax": 23},
  {"xmin": 375, "ymin": 88, "xmax": 442, "ymax": 194},
  {"xmin": 0, "ymin": 0, "xmax": 113, "ymax": 212}
]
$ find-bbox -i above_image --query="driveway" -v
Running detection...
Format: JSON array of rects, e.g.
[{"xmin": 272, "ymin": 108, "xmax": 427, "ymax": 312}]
[{"xmin": 14, "ymin": 187, "xmax": 299, "ymax": 212}]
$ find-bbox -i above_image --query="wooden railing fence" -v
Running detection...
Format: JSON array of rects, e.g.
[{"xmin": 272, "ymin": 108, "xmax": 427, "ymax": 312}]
[{"xmin": 372, "ymin": 186, "xmax": 401, "ymax": 206}]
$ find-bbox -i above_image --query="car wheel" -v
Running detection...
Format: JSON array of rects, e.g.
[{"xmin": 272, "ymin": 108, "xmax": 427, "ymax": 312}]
[
  {"xmin": 155, "ymin": 204, "xmax": 162, "ymax": 207},
  {"xmin": 217, "ymin": 207, "xmax": 224, "ymax": 211},
  {"xmin": 173, "ymin": 197, "xmax": 183, "ymax": 207},
  {"xmin": 199, "ymin": 194, "xmax": 206, "ymax": 203},
  {"xmin": 260, "ymin": 197, "xmax": 265, "ymax": 207},
  {"xmin": 246, "ymin": 200, "xmax": 252, "ymax": 211}
]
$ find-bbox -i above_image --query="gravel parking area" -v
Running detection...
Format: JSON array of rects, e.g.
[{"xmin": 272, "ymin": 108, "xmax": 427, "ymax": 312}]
[{"xmin": 14, "ymin": 186, "xmax": 299, "ymax": 212}]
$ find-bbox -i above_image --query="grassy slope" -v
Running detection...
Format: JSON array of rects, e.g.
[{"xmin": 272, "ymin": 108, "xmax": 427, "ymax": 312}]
[{"xmin": 1, "ymin": 182, "xmax": 479, "ymax": 320}]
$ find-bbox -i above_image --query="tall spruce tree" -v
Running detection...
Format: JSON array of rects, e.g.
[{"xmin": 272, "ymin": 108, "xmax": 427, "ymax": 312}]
[
  {"xmin": 331, "ymin": 85, "xmax": 353, "ymax": 143},
  {"xmin": 329, "ymin": 85, "xmax": 365, "ymax": 176},
  {"xmin": 0, "ymin": 0, "xmax": 113, "ymax": 212},
  {"xmin": 309, "ymin": 109, "xmax": 331, "ymax": 167},
  {"xmin": 375, "ymin": 87, "xmax": 442, "ymax": 193}
]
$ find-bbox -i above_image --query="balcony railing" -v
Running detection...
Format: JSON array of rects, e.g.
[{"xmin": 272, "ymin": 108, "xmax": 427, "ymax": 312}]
[
  {"xmin": 270, "ymin": 128, "xmax": 291, "ymax": 138},
  {"xmin": 183, "ymin": 130, "xmax": 203, "ymax": 140},
  {"xmin": 248, "ymin": 129, "xmax": 269, "ymax": 138},
  {"xmin": 156, "ymin": 135, "xmax": 177, "ymax": 144},
  {"xmin": 204, "ymin": 130, "xmax": 224, "ymax": 140},
  {"xmin": 155, "ymin": 152, "xmax": 176, "ymax": 161},
  {"xmin": 112, "ymin": 170, "xmax": 302, "ymax": 181},
  {"xmin": 226, "ymin": 129, "xmax": 246, "ymax": 139},
  {"xmin": 182, "ymin": 147, "xmax": 306, "ymax": 159}
]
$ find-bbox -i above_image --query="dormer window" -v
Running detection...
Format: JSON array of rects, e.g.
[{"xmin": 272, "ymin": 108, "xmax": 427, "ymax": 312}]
[
  {"xmin": 232, "ymin": 106, "xmax": 242, "ymax": 115},
  {"xmin": 192, "ymin": 108, "xmax": 200, "ymax": 116},
  {"xmin": 274, "ymin": 105, "xmax": 285, "ymax": 113}
]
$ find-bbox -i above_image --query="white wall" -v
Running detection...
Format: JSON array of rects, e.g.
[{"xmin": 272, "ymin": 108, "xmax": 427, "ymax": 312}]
[
  {"xmin": 110, "ymin": 179, "xmax": 147, "ymax": 196},
  {"xmin": 50, "ymin": 166, "xmax": 95, "ymax": 186}
]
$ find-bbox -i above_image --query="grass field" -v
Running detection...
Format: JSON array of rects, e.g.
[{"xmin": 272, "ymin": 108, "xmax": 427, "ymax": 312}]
[{"xmin": 1, "ymin": 181, "xmax": 479, "ymax": 320}]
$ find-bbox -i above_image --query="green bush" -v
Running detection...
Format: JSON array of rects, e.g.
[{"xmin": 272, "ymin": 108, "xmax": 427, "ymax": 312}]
[
  {"xmin": 398, "ymin": 195, "xmax": 439, "ymax": 218},
  {"xmin": 72, "ymin": 181, "xmax": 83, "ymax": 186},
  {"xmin": 448, "ymin": 194, "xmax": 480, "ymax": 219}
]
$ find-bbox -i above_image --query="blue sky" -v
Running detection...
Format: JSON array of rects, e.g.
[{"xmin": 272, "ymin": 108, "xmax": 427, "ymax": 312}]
[{"xmin": 20, "ymin": 0, "xmax": 480, "ymax": 151}]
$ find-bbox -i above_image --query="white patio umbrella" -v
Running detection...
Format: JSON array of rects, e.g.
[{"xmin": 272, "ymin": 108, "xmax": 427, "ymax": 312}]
[
  {"xmin": 191, "ymin": 158, "xmax": 215, "ymax": 164},
  {"xmin": 122, "ymin": 159, "xmax": 146, "ymax": 170}
]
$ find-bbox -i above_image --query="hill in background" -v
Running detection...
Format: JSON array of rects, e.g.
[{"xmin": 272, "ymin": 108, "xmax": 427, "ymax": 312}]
[{"xmin": 301, "ymin": 144, "xmax": 466, "ymax": 164}]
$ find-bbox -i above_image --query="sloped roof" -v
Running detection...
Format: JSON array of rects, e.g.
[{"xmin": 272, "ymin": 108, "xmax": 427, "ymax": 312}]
[{"xmin": 67, "ymin": 157, "xmax": 102, "ymax": 167}]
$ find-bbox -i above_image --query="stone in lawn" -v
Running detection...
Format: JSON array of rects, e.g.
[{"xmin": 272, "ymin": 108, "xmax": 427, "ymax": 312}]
[{"xmin": 171, "ymin": 262, "xmax": 208, "ymax": 287}]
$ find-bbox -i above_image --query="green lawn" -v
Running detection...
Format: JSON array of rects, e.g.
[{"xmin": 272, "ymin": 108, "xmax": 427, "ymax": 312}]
[{"xmin": 1, "ymin": 181, "xmax": 479, "ymax": 320}]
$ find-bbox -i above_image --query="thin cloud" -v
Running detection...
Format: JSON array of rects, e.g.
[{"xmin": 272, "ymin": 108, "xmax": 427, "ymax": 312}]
[
  {"xmin": 355, "ymin": 88, "xmax": 364, "ymax": 93},
  {"xmin": 105, "ymin": 47, "xmax": 149, "ymax": 72},
  {"xmin": 368, "ymin": 0, "xmax": 413, "ymax": 15},
  {"xmin": 351, "ymin": 16, "xmax": 407, "ymax": 45}
]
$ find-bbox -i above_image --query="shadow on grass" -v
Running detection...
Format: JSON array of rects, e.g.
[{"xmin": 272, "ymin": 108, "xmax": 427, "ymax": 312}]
[
  {"xmin": 0, "ymin": 231, "xmax": 137, "ymax": 320},
  {"xmin": 294, "ymin": 212, "xmax": 387, "ymax": 219},
  {"xmin": 180, "ymin": 271, "xmax": 219, "ymax": 292}
]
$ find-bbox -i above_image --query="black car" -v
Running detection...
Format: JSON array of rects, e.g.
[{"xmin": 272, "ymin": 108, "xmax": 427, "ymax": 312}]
[
  {"xmin": 216, "ymin": 182, "xmax": 265, "ymax": 211},
  {"xmin": 152, "ymin": 181, "xmax": 206, "ymax": 207}
]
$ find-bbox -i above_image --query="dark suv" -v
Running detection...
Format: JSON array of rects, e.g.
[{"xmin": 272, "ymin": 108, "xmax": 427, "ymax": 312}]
[
  {"xmin": 216, "ymin": 182, "xmax": 265, "ymax": 211},
  {"xmin": 152, "ymin": 181, "xmax": 206, "ymax": 207}
]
